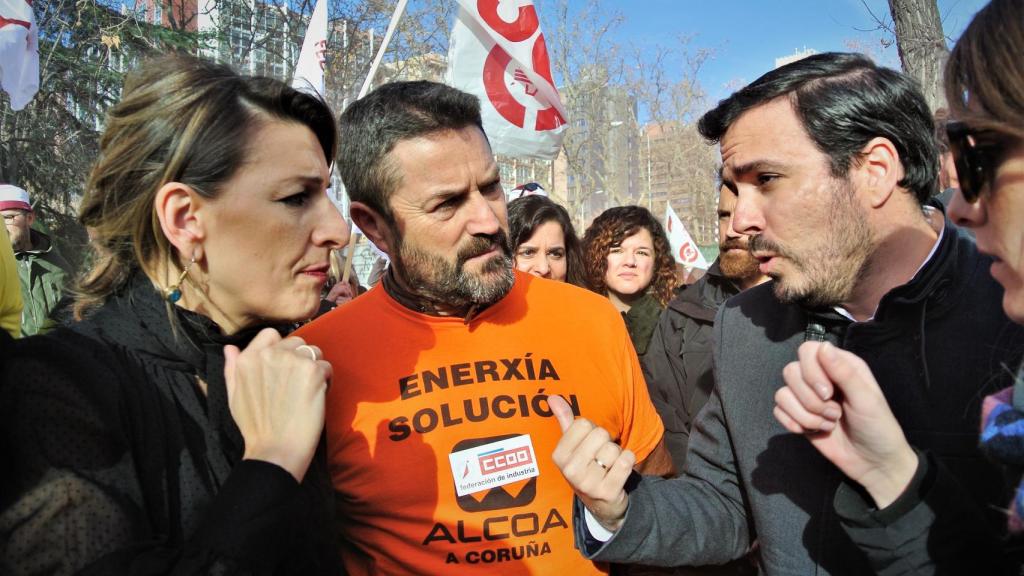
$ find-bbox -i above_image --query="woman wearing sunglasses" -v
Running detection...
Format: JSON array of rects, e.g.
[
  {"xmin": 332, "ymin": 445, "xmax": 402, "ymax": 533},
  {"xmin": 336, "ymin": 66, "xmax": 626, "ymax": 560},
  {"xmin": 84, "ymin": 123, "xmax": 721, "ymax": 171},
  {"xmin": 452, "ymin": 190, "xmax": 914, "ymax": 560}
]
[
  {"xmin": 770, "ymin": 1, "xmax": 1024, "ymax": 573},
  {"xmin": 945, "ymin": 0, "xmax": 1024, "ymax": 566}
]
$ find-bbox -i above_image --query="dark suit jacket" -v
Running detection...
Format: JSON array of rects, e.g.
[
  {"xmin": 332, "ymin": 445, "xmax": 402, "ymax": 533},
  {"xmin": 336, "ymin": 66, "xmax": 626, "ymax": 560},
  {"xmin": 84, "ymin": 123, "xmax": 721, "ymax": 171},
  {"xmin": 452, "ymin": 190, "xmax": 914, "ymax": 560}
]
[{"xmin": 579, "ymin": 222, "xmax": 1024, "ymax": 575}]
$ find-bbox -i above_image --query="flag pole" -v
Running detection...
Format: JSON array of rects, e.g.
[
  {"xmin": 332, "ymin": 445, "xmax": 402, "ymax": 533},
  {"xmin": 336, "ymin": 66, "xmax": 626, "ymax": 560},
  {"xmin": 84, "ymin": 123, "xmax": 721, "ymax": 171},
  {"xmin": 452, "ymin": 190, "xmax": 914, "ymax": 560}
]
[
  {"xmin": 358, "ymin": 0, "xmax": 408, "ymax": 99},
  {"xmin": 340, "ymin": 0, "xmax": 409, "ymax": 284}
]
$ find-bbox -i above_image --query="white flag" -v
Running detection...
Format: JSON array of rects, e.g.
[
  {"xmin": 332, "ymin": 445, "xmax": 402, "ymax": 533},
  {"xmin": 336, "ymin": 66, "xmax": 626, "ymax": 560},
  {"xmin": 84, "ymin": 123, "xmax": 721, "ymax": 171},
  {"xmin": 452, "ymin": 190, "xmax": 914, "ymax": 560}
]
[
  {"xmin": 665, "ymin": 204, "xmax": 710, "ymax": 270},
  {"xmin": 446, "ymin": 0, "xmax": 566, "ymax": 159},
  {"xmin": 291, "ymin": 0, "xmax": 327, "ymax": 96},
  {"xmin": 0, "ymin": 0, "xmax": 38, "ymax": 111}
]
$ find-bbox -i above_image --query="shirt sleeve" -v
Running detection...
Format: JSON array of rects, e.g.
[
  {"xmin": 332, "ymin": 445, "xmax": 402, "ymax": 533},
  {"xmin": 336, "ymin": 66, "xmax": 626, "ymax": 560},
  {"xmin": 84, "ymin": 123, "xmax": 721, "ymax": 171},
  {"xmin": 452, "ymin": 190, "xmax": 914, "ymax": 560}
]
[
  {"xmin": 582, "ymin": 507, "xmax": 616, "ymax": 542},
  {"xmin": 835, "ymin": 449, "xmax": 1012, "ymax": 575},
  {"xmin": 573, "ymin": 385, "xmax": 751, "ymax": 567},
  {"xmin": 573, "ymin": 309, "xmax": 753, "ymax": 567}
]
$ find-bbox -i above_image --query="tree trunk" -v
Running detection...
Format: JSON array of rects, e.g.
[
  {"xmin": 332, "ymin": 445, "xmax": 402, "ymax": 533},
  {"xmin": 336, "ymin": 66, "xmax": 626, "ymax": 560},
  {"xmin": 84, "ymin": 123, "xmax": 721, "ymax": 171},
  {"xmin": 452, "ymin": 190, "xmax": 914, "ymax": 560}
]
[{"xmin": 888, "ymin": 0, "xmax": 948, "ymax": 111}]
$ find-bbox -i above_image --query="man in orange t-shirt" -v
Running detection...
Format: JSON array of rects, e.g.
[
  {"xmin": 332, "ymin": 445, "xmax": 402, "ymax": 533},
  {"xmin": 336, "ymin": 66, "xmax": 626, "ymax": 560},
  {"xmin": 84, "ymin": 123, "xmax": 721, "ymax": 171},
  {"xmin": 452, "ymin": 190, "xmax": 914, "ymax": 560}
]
[{"xmin": 296, "ymin": 80, "xmax": 671, "ymax": 574}]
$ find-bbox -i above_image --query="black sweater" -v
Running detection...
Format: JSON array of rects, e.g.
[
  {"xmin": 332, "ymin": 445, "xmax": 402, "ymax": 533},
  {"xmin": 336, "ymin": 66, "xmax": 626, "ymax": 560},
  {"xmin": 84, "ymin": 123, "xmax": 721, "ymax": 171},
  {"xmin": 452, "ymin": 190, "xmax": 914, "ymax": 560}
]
[{"xmin": 0, "ymin": 274, "xmax": 341, "ymax": 575}]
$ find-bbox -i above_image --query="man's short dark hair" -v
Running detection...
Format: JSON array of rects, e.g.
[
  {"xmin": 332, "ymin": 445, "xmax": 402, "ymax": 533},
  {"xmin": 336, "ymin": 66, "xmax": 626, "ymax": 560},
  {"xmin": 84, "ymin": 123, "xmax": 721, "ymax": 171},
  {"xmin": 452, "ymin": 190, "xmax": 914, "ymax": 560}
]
[
  {"xmin": 698, "ymin": 52, "xmax": 938, "ymax": 204},
  {"xmin": 337, "ymin": 81, "xmax": 485, "ymax": 220}
]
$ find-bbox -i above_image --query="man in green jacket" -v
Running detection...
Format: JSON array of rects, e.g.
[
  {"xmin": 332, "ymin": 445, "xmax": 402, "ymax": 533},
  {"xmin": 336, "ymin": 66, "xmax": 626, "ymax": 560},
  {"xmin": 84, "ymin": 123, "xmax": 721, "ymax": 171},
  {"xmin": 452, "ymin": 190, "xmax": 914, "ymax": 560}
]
[
  {"xmin": 0, "ymin": 224, "xmax": 22, "ymax": 338},
  {"xmin": 1, "ymin": 185, "xmax": 71, "ymax": 336}
]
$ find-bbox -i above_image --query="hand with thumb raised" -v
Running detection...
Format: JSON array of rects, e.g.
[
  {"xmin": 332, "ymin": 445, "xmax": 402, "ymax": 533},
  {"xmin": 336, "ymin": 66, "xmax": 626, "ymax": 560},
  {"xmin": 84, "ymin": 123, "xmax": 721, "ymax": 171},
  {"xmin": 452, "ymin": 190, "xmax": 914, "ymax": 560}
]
[{"xmin": 549, "ymin": 395, "xmax": 635, "ymax": 531}]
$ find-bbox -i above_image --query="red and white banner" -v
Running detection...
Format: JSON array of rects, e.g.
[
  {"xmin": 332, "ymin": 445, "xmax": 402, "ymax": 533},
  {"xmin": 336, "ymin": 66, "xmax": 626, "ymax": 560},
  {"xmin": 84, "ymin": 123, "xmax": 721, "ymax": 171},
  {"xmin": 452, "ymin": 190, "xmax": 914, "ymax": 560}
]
[
  {"xmin": 665, "ymin": 204, "xmax": 710, "ymax": 270},
  {"xmin": 446, "ymin": 0, "xmax": 566, "ymax": 159},
  {"xmin": 0, "ymin": 0, "xmax": 38, "ymax": 111},
  {"xmin": 291, "ymin": 0, "xmax": 327, "ymax": 96}
]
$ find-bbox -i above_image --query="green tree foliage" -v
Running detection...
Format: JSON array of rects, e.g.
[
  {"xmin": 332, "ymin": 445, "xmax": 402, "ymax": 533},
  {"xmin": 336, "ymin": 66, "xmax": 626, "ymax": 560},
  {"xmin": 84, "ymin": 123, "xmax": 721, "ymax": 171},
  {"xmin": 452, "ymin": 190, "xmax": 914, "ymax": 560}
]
[{"xmin": 0, "ymin": 0, "xmax": 198, "ymax": 267}]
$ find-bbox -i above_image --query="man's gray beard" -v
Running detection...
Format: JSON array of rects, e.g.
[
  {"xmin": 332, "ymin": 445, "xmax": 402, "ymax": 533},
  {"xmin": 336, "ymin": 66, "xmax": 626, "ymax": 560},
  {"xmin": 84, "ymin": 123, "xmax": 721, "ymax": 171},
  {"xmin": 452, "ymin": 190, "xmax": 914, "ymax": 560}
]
[{"xmin": 391, "ymin": 233, "xmax": 515, "ymax": 309}]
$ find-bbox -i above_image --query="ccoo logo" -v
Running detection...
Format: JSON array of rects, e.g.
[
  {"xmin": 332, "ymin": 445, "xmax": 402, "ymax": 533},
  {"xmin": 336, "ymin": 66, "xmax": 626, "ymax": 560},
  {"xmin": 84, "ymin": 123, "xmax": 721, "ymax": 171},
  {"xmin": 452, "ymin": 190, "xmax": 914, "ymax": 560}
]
[{"xmin": 452, "ymin": 434, "xmax": 537, "ymax": 512}]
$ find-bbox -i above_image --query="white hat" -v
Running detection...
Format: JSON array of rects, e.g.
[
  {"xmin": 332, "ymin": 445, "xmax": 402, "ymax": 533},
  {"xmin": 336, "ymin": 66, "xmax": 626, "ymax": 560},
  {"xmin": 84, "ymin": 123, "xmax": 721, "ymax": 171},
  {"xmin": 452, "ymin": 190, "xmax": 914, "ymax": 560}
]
[{"xmin": 0, "ymin": 185, "xmax": 31, "ymax": 212}]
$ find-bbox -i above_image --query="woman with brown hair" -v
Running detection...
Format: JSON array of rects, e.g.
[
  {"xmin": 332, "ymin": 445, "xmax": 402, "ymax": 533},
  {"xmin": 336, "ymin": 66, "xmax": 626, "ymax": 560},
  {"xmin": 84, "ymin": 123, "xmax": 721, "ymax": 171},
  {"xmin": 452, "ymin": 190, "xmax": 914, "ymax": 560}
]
[
  {"xmin": 583, "ymin": 205, "xmax": 677, "ymax": 358},
  {"xmin": 507, "ymin": 194, "xmax": 586, "ymax": 286},
  {"xmin": 771, "ymin": 1, "xmax": 1024, "ymax": 572},
  {"xmin": 946, "ymin": 0, "xmax": 1024, "ymax": 567},
  {"xmin": 0, "ymin": 54, "xmax": 348, "ymax": 574}
]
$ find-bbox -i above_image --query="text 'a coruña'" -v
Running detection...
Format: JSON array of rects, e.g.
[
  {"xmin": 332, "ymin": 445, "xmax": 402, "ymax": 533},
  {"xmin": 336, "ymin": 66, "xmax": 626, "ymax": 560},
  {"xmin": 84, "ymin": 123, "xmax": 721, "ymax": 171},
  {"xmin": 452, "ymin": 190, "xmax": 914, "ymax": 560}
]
[
  {"xmin": 445, "ymin": 542, "xmax": 552, "ymax": 564},
  {"xmin": 399, "ymin": 354, "xmax": 560, "ymax": 400},
  {"xmin": 388, "ymin": 391, "xmax": 580, "ymax": 441}
]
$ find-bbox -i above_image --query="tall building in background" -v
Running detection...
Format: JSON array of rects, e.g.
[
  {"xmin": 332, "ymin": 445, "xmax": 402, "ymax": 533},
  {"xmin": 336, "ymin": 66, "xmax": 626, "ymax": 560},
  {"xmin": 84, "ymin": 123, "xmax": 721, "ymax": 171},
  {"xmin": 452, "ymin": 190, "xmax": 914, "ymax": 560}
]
[
  {"xmin": 638, "ymin": 121, "xmax": 718, "ymax": 247},
  {"xmin": 128, "ymin": 0, "xmax": 198, "ymax": 31},
  {"xmin": 379, "ymin": 52, "xmax": 446, "ymax": 83},
  {"xmin": 775, "ymin": 47, "xmax": 817, "ymax": 69},
  {"xmin": 558, "ymin": 83, "xmax": 640, "ymax": 228},
  {"xmin": 196, "ymin": 0, "xmax": 306, "ymax": 79},
  {"xmin": 497, "ymin": 155, "xmax": 555, "ymax": 203}
]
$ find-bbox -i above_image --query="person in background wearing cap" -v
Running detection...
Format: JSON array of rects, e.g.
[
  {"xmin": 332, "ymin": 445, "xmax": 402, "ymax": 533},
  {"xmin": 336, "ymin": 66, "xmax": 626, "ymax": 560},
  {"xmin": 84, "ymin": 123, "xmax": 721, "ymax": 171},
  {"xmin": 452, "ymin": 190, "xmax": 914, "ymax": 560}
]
[
  {"xmin": 0, "ymin": 223, "xmax": 22, "ymax": 339},
  {"xmin": 0, "ymin": 184, "xmax": 72, "ymax": 336}
]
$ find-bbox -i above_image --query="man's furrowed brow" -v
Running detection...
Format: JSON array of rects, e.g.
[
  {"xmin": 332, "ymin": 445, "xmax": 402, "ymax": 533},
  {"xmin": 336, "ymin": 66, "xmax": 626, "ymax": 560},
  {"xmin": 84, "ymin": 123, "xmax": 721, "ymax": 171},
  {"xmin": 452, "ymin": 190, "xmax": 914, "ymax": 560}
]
[{"xmin": 727, "ymin": 160, "xmax": 789, "ymax": 178}]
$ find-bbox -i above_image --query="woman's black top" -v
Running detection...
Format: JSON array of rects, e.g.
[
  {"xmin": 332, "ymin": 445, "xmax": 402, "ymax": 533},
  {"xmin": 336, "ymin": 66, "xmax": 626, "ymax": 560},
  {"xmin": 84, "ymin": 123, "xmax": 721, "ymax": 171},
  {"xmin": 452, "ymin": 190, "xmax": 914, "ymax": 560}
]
[{"xmin": 0, "ymin": 273, "xmax": 340, "ymax": 575}]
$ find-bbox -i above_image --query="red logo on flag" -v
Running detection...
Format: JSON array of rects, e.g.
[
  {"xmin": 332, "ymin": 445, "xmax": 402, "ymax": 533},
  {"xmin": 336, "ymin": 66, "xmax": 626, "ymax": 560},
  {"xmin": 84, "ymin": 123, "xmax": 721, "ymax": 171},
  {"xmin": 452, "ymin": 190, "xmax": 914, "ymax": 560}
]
[
  {"xmin": 475, "ymin": 0, "xmax": 564, "ymax": 132},
  {"xmin": 483, "ymin": 37, "xmax": 564, "ymax": 131},
  {"xmin": 476, "ymin": 0, "xmax": 539, "ymax": 43},
  {"xmin": 680, "ymin": 242, "xmax": 698, "ymax": 264},
  {"xmin": 449, "ymin": 0, "xmax": 565, "ymax": 157}
]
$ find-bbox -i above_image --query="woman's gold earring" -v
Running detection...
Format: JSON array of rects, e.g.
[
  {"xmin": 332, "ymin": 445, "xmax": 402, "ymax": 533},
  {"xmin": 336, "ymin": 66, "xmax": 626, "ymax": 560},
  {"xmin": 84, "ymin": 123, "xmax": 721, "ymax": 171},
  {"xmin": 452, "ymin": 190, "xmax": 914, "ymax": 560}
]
[{"xmin": 165, "ymin": 253, "xmax": 196, "ymax": 303}]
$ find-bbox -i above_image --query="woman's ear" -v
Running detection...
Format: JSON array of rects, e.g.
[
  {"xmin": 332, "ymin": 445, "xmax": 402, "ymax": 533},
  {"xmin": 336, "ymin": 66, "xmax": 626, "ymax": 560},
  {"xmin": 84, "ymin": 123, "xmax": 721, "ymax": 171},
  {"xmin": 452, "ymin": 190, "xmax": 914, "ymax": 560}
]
[{"xmin": 154, "ymin": 182, "xmax": 207, "ymax": 262}]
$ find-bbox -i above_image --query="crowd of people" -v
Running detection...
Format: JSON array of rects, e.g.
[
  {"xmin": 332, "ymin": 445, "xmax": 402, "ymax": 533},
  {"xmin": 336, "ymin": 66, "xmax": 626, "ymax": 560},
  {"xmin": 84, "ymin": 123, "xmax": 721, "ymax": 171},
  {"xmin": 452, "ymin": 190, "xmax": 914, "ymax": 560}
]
[{"xmin": 0, "ymin": 0, "xmax": 1022, "ymax": 574}]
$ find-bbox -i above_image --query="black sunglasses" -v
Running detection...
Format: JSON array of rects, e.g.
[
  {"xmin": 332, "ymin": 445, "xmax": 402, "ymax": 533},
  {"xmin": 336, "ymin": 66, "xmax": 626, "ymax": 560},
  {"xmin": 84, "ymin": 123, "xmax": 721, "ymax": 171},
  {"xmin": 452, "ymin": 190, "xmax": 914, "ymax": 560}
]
[{"xmin": 946, "ymin": 121, "xmax": 1012, "ymax": 203}]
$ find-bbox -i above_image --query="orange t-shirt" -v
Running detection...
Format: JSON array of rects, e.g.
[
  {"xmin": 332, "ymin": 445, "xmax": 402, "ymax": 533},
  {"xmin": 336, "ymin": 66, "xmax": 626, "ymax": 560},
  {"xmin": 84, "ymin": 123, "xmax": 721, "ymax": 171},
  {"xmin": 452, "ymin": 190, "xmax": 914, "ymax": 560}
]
[{"xmin": 297, "ymin": 271, "xmax": 664, "ymax": 575}]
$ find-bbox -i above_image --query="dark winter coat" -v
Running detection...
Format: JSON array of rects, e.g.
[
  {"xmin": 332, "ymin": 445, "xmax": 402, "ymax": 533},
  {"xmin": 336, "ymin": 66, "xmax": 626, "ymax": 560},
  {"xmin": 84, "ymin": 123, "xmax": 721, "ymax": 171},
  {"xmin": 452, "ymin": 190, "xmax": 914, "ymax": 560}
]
[
  {"xmin": 642, "ymin": 260, "xmax": 740, "ymax": 469},
  {"xmin": 579, "ymin": 220, "xmax": 1024, "ymax": 574},
  {"xmin": 0, "ymin": 273, "xmax": 341, "ymax": 575}
]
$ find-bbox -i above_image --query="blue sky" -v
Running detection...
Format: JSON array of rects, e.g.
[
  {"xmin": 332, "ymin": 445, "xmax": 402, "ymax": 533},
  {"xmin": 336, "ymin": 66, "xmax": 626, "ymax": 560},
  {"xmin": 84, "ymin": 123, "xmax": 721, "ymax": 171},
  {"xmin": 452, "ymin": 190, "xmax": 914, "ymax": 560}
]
[{"xmin": 562, "ymin": 0, "xmax": 987, "ymax": 106}]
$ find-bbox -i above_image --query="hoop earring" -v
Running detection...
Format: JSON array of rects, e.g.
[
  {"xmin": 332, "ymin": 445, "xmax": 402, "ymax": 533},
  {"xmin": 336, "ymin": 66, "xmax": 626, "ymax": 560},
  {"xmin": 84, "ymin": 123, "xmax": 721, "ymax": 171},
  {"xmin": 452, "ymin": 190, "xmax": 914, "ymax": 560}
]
[{"xmin": 165, "ymin": 253, "xmax": 196, "ymax": 303}]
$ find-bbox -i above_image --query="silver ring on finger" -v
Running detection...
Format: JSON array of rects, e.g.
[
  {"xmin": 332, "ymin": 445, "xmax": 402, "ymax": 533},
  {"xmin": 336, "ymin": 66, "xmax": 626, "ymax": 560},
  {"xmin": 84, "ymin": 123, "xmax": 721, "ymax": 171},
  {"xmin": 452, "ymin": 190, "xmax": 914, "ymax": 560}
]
[{"xmin": 296, "ymin": 344, "xmax": 318, "ymax": 362}]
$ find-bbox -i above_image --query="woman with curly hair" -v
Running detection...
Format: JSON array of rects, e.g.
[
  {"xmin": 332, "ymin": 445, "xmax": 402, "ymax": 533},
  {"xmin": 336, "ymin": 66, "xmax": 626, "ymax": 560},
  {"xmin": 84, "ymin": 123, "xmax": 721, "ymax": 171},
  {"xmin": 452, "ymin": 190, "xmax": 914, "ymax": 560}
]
[
  {"xmin": 508, "ymin": 194, "xmax": 586, "ymax": 286},
  {"xmin": 583, "ymin": 205, "xmax": 677, "ymax": 358}
]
